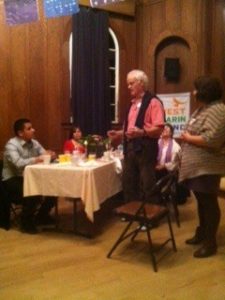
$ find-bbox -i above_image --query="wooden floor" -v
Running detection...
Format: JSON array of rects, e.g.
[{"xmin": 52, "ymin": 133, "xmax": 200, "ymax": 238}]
[{"xmin": 0, "ymin": 196, "xmax": 225, "ymax": 300}]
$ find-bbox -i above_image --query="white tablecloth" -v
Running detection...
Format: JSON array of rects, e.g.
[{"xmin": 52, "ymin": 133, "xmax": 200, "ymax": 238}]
[{"xmin": 23, "ymin": 160, "xmax": 122, "ymax": 221}]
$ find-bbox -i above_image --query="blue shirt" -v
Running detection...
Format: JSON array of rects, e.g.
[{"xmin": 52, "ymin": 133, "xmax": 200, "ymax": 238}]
[{"xmin": 2, "ymin": 137, "xmax": 45, "ymax": 180}]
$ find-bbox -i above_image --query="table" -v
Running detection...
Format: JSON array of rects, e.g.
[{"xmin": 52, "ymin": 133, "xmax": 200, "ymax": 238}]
[{"xmin": 23, "ymin": 160, "xmax": 122, "ymax": 222}]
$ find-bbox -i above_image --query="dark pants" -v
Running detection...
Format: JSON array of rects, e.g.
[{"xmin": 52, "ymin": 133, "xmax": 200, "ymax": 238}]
[
  {"xmin": 3, "ymin": 177, "xmax": 55, "ymax": 226},
  {"xmin": 0, "ymin": 180, "xmax": 10, "ymax": 229},
  {"xmin": 194, "ymin": 191, "xmax": 220, "ymax": 246},
  {"xmin": 122, "ymin": 149, "xmax": 156, "ymax": 203}
]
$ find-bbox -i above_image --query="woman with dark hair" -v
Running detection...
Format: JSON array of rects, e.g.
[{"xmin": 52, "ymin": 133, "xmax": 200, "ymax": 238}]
[
  {"xmin": 179, "ymin": 75, "xmax": 225, "ymax": 258},
  {"xmin": 63, "ymin": 126, "xmax": 85, "ymax": 154},
  {"xmin": 156, "ymin": 123, "xmax": 181, "ymax": 177}
]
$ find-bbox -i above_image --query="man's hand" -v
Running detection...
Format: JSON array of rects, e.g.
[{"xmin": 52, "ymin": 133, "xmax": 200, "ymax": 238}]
[
  {"xmin": 155, "ymin": 164, "xmax": 165, "ymax": 171},
  {"xmin": 107, "ymin": 130, "xmax": 123, "ymax": 140},
  {"xmin": 34, "ymin": 151, "xmax": 56, "ymax": 164},
  {"xmin": 45, "ymin": 150, "xmax": 56, "ymax": 160},
  {"xmin": 179, "ymin": 131, "xmax": 192, "ymax": 142},
  {"xmin": 125, "ymin": 127, "xmax": 144, "ymax": 139},
  {"xmin": 34, "ymin": 156, "xmax": 44, "ymax": 164}
]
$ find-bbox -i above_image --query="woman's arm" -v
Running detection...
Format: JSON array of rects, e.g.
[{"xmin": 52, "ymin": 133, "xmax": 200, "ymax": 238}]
[{"xmin": 180, "ymin": 131, "xmax": 208, "ymax": 147}]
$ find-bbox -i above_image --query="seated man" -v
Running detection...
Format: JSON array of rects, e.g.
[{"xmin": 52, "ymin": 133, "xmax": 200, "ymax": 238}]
[{"xmin": 2, "ymin": 118, "xmax": 56, "ymax": 234}]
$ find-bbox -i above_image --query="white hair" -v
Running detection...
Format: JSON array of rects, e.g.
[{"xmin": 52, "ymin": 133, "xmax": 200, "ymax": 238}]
[{"xmin": 127, "ymin": 69, "xmax": 149, "ymax": 90}]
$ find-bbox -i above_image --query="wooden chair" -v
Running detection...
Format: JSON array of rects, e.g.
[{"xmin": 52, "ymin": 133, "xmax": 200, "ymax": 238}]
[{"xmin": 107, "ymin": 173, "xmax": 177, "ymax": 272}]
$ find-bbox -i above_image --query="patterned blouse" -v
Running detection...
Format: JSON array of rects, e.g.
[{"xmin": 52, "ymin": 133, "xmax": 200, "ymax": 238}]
[{"xmin": 179, "ymin": 100, "xmax": 225, "ymax": 182}]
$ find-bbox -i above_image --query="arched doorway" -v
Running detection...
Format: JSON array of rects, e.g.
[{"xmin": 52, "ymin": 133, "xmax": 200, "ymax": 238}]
[{"xmin": 155, "ymin": 36, "xmax": 192, "ymax": 94}]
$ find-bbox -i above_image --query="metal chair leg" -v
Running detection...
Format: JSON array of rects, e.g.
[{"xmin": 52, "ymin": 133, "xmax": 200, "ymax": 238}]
[
  {"xmin": 73, "ymin": 198, "xmax": 78, "ymax": 232},
  {"xmin": 54, "ymin": 198, "xmax": 59, "ymax": 229},
  {"xmin": 146, "ymin": 228, "xmax": 157, "ymax": 272},
  {"xmin": 107, "ymin": 220, "xmax": 135, "ymax": 258},
  {"xmin": 167, "ymin": 214, "xmax": 177, "ymax": 252},
  {"xmin": 10, "ymin": 204, "xmax": 21, "ymax": 226},
  {"xmin": 172, "ymin": 199, "xmax": 180, "ymax": 227}
]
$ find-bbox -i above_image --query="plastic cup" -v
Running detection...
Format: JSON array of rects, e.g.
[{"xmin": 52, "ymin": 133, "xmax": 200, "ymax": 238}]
[
  {"xmin": 103, "ymin": 151, "xmax": 110, "ymax": 161},
  {"xmin": 42, "ymin": 154, "xmax": 51, "ymax": 164},
  {"xmin": 88, "ymin": 154, "xmax": 96, "ymax": 161}
]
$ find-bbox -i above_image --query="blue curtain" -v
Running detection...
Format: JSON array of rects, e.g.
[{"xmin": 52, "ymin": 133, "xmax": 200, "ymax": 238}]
[{"xmin": 71, "ymin": 8, "xmax": 110, "ymax": 136}]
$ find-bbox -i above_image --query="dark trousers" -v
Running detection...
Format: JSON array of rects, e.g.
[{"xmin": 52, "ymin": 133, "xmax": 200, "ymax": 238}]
[
  {"xmin": 0, "ymin": 180, "xmax": 10, "ymax": 229},
  {"xmin": 3, "ymin": 177, "xmax": 55, "ymax": 226},
  {"xmin": 194, "ymin": 191, "xmax": 220, "ymax": 246},
  {"xmin": 122, "ymin": 150, "xmax": 156, "ymax": 203}
]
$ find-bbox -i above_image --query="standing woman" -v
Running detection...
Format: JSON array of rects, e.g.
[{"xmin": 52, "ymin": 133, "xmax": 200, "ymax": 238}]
[{"xmin": 179, "ymin": 75, "xmax": 225, "ymax": 258}]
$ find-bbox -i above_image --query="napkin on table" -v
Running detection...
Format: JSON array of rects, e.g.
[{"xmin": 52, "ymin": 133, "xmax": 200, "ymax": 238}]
[{"xmin": 112, "ymin": 157, "xmax": 123, "ymax": 174}]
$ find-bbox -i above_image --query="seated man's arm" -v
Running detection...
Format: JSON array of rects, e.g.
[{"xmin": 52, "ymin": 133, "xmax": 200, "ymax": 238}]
[{"xmin": 5, "ymin": 142, "xmax": 44, "ymax": 170}]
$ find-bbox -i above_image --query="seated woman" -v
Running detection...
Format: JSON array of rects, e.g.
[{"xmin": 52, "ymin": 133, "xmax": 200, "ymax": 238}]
[
  {"xmin": 63, "ymin": 126, "xmax": 85, "ymax": 154},
  {"xmin": 156, "ymin": 123, "xmax": 189, "ymax": 204},
  {"xmin": 156, "ymin": 123, "xmax": 181, "ymax": 178}
]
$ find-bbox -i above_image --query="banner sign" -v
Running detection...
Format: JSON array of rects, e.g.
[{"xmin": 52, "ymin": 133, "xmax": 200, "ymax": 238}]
[
  {"xmin": 90, "ymin": 0, "xmax": 124, "ymax": 7},
  {"xmin": 44, "ymin": 0, "xmax": 79, "ymax": 18},
  {"xmin": 4, "ymin": 0, "xmax": 39, "ymax": 26},
  {"xmin": 157, "ymin": 92, "xmax": 191, "ymax": 137}
]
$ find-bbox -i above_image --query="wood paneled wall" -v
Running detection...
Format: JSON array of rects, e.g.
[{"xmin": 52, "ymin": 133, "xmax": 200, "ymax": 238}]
[
  {"xmin": 0, "ymin": 2, "xmax": 71, "ymax": 154},
  {"xmin": 136, "ymin": 0, "xmax": 225, "ymax": 112},
  {"xmin": 0, "ymin": 2, "xmax": 135, "ymax": 155},
  {"xmin": 0, "ymin": 0, "xmax": 224, "ymax": 155},
  {"xmin": 210, "ymin": 0, "xmax": 225, "ymax": 85}
]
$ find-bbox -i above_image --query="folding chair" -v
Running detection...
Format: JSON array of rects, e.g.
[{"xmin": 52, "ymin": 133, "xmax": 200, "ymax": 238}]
[
  {"xmin": 107, "ymin": 173, "xmax": 177, "ymax": 272},
  {"xmin": 160, "ymin": 171, "xmax": 180, "ymax": 227},
  {"xmin": 10, "ymin": 202, "xmax": 22, "ymax": 225}
]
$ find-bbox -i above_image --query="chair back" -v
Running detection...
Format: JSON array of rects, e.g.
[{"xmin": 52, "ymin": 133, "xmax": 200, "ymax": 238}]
[
  {"xmin": 126, "ymin": 171, "xmax": 178, "ymax": 225},
  {"xmin": 155, "ymin": 171, "xmax": 176, "ymax": 194},
  {"xmin": 134, "ymin": 171, "xmax": 177, "ymax": 210},
  {"xmin": 155, "ymin": 171, "xmax": 181, "ymax": 227}
]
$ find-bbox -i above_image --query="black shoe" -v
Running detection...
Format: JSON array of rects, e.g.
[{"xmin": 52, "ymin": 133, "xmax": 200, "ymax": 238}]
[
  {"xmin": 36, "ymin": 215, "xmax": 55, "ymax": 226},
  {"xmin": 185, "ymin": 235, "xmax": 204, "ymax": 245},
  {"xmin": 20, "ymin": 217, "xmax": 38, "ymax": 234},
  {"xmin": 193, "ymin": 245, "xmax": 217, "ymax": 258},
  {"xmin": 120, "ymin": 217, "xmax": 127, "ymax": 222},
  {"xmin": 21, "ymin": 224, "xmax": 38, "ymax": 234},
  {"xmin": 185, "ymin": 226, "xmax": 205, "ymax": 245}
]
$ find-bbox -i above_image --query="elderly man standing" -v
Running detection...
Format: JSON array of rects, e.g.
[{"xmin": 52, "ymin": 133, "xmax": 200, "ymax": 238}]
[
  {"xmin": 2, "ymin": 118, "xmax": 56, "ymax": 234},
  {"xmin": 108, "ymin": 69, "xmax": 165, "ymax": 203}
]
